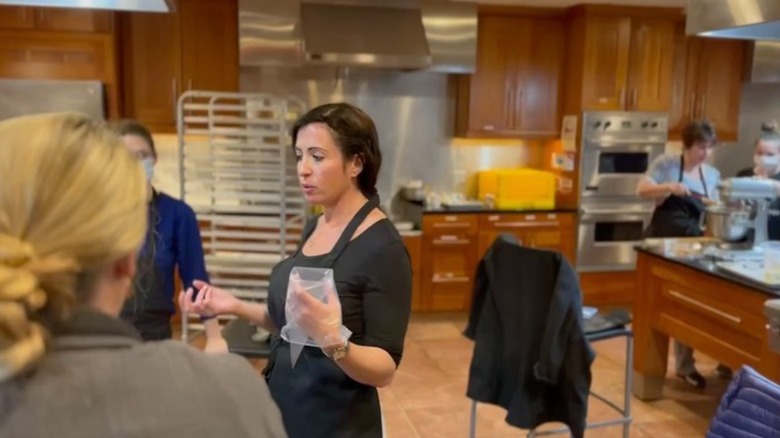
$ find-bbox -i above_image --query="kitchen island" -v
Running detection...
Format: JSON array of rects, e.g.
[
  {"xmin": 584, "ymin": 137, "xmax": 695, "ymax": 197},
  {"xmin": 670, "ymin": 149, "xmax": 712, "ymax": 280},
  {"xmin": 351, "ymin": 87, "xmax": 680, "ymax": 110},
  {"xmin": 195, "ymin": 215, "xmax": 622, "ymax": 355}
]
[{"xmin": 633, "ymin": 247, "xmax": 780, "ymax": 400}]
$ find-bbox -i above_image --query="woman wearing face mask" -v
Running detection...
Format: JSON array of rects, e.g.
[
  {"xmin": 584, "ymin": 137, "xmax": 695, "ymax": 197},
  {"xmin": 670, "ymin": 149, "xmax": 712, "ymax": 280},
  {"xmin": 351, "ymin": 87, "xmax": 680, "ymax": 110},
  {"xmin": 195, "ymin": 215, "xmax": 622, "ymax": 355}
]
[
  {"xmin": 113, "ymin": 120, "xmax": 224, "ymax": 349},
  {"xmin": 637, "ymin": 120, "xmax": 730, "ymax": 388},
  {"xmin": 0, "ymin": 113, "xmax": 286, "ymax": 437},
  {"xmin": 180, "ymin": 103, "xmax": 413, "ymax": 438},
  {"xmin": 736, "ymin": 122, "xmax": 780, "ymax": 240}
]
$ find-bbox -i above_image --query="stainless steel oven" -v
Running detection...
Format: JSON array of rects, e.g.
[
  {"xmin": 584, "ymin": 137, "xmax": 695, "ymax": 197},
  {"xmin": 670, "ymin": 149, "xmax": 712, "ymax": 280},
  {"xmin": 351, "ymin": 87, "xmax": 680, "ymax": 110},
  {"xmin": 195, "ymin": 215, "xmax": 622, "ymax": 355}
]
[
  {"xmin": 577, "ymin": 202, "xmax": 655, "ymax": 272},
  {"xmin": 580, "ymin": 112, "xmax": 667, "ymax": 200},
  {"xmin": 576, "ymin": 112, "xmax": 668, "ymax": 272}
]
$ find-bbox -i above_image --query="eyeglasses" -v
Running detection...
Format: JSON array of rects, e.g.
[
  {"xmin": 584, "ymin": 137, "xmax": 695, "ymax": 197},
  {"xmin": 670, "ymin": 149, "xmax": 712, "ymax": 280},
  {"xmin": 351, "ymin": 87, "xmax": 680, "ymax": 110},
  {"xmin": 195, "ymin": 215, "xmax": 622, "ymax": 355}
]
[{"xmin": 132, "ymin": 151, "xmax": 155, "ymax": 161}]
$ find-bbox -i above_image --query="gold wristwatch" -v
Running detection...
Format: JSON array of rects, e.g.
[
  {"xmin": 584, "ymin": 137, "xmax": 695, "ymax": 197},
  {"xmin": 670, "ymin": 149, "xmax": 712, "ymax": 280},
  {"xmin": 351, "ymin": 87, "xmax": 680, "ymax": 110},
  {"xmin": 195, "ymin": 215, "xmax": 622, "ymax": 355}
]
[{"xmin": 322, "ymin": 339, "xmax": 350, "ymax": 362}]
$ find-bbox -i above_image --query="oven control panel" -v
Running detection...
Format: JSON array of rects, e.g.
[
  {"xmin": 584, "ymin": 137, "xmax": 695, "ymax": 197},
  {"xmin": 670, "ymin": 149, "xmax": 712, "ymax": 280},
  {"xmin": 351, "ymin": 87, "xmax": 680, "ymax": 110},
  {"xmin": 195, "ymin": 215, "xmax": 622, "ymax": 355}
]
[{"xmin": 583, "ymin": 112, "xmax": 668, "ymax": 136}]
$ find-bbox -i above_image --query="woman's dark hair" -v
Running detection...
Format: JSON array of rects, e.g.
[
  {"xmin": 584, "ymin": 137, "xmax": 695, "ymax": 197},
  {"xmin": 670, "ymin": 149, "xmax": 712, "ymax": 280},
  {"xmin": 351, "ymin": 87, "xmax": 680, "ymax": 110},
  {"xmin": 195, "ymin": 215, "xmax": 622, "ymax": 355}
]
[
  {"xmin": 112, "ymin": 119, "xmax": 156, "ymax": 159},
  {"xmin": 291, "ymin": 102, "xmax": 381, "ymax": 198},
  {"xmin": 682, "ymin": 120, "xmax": 717, "ymax": 149}
]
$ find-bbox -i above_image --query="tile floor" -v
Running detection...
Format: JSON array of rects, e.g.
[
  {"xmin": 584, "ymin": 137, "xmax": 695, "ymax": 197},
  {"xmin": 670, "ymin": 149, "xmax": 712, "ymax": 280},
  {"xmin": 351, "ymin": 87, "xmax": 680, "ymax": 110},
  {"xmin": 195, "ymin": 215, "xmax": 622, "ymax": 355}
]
[{"xmin": 189, "ymin": 313, "xmax": 729, "ymax": 437}]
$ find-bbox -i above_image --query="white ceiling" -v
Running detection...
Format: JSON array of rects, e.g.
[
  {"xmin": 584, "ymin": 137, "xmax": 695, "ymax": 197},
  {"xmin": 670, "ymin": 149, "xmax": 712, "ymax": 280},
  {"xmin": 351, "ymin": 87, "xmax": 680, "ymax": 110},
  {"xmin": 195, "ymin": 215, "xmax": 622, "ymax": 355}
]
[{"xmin": 452, "ymin": 0, "xmax": 688, "ymax": 8}]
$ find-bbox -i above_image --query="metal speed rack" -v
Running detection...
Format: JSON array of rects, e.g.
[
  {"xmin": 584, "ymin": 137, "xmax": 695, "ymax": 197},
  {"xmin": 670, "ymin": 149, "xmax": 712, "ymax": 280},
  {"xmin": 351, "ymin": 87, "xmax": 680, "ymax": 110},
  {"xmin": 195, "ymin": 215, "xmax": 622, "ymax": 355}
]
[{"xmin": 176, "ymin": 91, "xmax": 307, "ymax": 340}]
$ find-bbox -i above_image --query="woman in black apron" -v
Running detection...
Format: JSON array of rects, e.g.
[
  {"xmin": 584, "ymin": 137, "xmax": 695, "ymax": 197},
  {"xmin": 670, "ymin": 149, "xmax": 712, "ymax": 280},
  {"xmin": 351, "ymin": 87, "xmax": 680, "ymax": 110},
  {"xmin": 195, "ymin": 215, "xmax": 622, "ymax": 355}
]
[
  {"xmin": 638, "ymin": 120, "xmax": 729, "ymax": 388},
  {"xmin": 180, "ymin": 103, "xmax": 413, "ymax": 437}
]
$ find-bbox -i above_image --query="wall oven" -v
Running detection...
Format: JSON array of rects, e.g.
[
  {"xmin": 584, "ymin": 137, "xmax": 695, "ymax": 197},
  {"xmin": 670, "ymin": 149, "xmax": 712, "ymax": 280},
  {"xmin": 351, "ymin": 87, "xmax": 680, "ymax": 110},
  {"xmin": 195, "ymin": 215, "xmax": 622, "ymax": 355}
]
[
  {"xmin": 580, "ymin": 112, "xmax": 667, "ymax": 200},
  {"xmin": 576, "ymin": 112, "xmax": 669, "ymax": 272},
  {"xmin": 577, "ymin": 203, "xmax": 654, "ymax": 272}
]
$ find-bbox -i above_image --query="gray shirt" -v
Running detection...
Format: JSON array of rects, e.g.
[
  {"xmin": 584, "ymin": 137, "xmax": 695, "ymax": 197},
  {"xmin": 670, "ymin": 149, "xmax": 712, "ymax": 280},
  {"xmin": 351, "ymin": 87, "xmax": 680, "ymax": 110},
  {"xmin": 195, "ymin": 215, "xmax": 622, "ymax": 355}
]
[
  {"xmin": 646, "ymin": 153, "xmax": 722, "ymax": 201},
  {"xmin": 0, "ymin": 309, "xmax": 287, "ymax": 438}
]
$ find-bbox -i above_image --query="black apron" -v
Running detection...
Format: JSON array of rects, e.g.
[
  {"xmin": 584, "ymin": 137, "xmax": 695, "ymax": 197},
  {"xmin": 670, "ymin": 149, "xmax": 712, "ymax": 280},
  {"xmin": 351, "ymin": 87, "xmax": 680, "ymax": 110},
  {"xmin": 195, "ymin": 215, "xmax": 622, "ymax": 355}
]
[
  {"xmin": 644, "ymin": 155, "xmax": 708, "ymax": 238},
  {"xmin": 263, "ymin": 196, "xmax": 383, "ymax": 438}
]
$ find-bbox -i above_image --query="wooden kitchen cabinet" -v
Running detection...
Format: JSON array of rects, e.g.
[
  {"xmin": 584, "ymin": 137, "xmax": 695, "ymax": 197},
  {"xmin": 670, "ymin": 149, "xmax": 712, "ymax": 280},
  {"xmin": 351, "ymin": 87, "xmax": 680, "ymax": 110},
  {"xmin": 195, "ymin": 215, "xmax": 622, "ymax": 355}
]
[
  {"xmin": 0, "ymin": 6, "xmax": 112, "ymax": 33},
  {"xmin": 565, "ymin": 6, "xmax": 679, "ymax": 113},
  {"xmin": 421, "ymin": 215, "xmax": 478, "ymax": 312},
  {"xmin": 477, "ymin": 212, "xmax": 576, "ymax": 264},
  {"xmin": 669, "ymin": 22, "xmax": 747, "ymax": 142},
  {"xmin": 454, "ymin": 13, "xmax": 565, "ymax": 138},
  {"xmin": 0, "ymin": 6, "xmax": 34, "ymax": 29},
  {"xmin": 401, "ymin": 234, "xmax": 423, "ymax": 312},
  {"xmin": 120, "ymin": 0, "xmax": 238, "ymax": 132},
  {"xmin": 0, "ymin": 29, "xmax": 120, "ymax": 118}
]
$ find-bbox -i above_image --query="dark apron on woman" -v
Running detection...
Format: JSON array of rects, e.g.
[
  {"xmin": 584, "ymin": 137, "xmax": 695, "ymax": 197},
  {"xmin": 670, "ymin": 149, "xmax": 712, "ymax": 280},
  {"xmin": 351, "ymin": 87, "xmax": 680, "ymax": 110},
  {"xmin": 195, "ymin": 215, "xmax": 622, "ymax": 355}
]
[
  {"xmin": 643, "ymin": 155, "xmax": 709, "ymax": 238},
  {"xmin": 262, "ymin": 196, "xmax": 383, "ymax": 438}
]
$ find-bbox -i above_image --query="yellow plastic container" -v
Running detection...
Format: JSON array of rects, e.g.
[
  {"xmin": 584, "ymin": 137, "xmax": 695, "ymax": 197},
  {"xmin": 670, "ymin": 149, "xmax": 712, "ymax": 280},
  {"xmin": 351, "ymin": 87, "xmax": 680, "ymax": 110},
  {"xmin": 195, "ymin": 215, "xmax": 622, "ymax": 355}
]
[{"xmin": 477, "ymin": 168, "xmax": 556, "ymax": 210}]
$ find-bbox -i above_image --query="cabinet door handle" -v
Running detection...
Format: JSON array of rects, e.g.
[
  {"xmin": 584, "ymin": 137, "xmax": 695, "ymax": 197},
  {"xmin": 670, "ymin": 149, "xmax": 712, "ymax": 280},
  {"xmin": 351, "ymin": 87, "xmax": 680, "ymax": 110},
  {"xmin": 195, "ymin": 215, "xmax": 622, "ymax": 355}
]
[
  {"xmin": 631, "ymin": 89, "xmax": 638, "ymax": 110},
  {"xmin": 668, "ymin": 290, "xmax": 741, "ymax": 324},
  {"xmin": 619, "ymin": 88, "xmax": 627, "ymax": 108},
  {"xmin": 433, "ymin": 223, "xmax": 469, "ymax": 229},
  {"xmin": 432, "ymin": 274, "xmax": 469, "ymax": 283},
  {"xmin": 494, "ymin": 221, "xmax": 560, "ymax": 228},
  {"xmin": 506, "ymin": 88, "xmax": 514, "ymax": 128},
  {"xmin": 433, "ymin": 238, "xmax": 471, "ymax": 245},
  {"xmin": 517, "ymin": 89, "xmax": 524, "ymax": 124},
  {"xmin": 172, "ymin": 78, "xmax": 178, "ymax": 120},
  {"xmin": 699, "ymin": 94, "xmax": 707, "ymax": 120},
  {"xmin": 187, "ymin": 78, "xmax": 193, "ymax": 91}
]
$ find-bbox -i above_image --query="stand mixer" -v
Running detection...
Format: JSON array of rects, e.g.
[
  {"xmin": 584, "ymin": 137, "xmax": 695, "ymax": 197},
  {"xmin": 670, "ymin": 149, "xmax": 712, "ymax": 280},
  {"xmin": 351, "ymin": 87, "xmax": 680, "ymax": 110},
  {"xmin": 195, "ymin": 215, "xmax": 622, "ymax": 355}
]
[{"xmin": 705, "ymin": 177, "xmax": 778, "ymax": 250}]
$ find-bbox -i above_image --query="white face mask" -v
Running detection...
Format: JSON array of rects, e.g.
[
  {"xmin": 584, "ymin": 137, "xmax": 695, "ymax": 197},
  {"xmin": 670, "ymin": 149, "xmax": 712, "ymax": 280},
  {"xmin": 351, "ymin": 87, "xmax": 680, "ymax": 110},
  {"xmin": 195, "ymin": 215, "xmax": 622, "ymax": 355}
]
[{"xmin": 142, "ymin": 157, "xmax": 154, "ymax": 182}]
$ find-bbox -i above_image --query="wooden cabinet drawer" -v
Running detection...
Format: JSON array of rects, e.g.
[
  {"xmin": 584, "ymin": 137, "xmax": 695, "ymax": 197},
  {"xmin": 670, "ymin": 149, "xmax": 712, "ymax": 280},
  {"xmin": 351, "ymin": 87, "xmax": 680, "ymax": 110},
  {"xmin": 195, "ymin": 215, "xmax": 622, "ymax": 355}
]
[
  {"xmin": 651, "ymin": 263, "xmax": 768, "ymax": 364},
  {"xmin": 478, "ymin": 212, "xmax": 571, "ymax": 230},
  {"xmin": 422, "ymin": 214, "xmax": 478, "ymax": 236},
  {"xmin": 477, "ymin": 212, "xmax": 576, "ymax": 263},
  {"xmin": 428, "ymin": 281, "xmax": 472, "ymax": 312},
  {"xmin": 402, "ymin": 235, "xmax": 423, "ymax": 311}
]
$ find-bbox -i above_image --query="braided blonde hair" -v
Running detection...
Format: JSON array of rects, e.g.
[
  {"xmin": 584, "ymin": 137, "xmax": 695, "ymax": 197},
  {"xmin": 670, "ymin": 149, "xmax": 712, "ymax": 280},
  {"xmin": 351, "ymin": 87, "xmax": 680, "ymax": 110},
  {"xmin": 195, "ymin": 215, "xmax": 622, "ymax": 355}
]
[{"xmin": 0, "ymin": 113, "xmax": 147, "ymax": 382}]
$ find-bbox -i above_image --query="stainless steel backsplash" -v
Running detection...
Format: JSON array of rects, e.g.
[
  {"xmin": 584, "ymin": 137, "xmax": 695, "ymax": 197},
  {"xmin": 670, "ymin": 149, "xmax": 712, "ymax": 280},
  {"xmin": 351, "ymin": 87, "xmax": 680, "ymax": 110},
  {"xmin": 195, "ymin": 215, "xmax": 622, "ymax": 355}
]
[{"xmin": 239, "ymin": 66, "xmax": 543, "ymax": 217}]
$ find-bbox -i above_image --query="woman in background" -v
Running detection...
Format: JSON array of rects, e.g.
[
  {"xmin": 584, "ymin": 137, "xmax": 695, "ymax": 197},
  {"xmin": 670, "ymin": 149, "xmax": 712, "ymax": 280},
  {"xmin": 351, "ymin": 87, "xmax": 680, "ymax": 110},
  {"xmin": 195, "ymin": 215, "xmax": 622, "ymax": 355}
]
[
  {"xmin": 736, "ymin": 122, "xmax": 780, "ymax": 240},
  {"xmin": 180, "ymin": 102, "xmax": 412, "ymax": 437},
  {"xmin": 0, "ymin": 112, "xmax": 286, "ymax": 437},
  {"xmin": 114, "ymin": 120, "xmax": 224, "ymax": 350},
  {"xmin": 637, "ymin": 120, "xmax": 730, "ymax": 388}
]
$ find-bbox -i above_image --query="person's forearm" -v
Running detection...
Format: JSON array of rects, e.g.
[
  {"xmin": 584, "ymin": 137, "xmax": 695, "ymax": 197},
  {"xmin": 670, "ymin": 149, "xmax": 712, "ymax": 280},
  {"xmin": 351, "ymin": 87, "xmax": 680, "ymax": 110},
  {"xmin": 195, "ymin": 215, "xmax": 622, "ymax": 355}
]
[
  {"xmin": 335, "ymin": 343, "xmax": 397, "ymax": 388},
  {"xmin": 637, "ymin": 181, "xmax": 672, "ymax": 199},
  {"xmin": 235, "ymin": 300, "xmax": 275, "ymax": 333},
  {"xmin": 203, "ymin": 317, "xmax": 222, "ymax": 337}
]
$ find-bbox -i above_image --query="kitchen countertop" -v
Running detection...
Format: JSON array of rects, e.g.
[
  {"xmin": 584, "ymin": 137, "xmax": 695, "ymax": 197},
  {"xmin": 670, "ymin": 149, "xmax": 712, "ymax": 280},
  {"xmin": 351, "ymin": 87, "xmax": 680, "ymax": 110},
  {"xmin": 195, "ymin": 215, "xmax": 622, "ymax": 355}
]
[
  {"xmin": 635, "ymin": 246, "xmax": 780, "ymax": 297},
  {"xmin": 422, "ymin": 207, "xmax": 579, "ymax": 215}
]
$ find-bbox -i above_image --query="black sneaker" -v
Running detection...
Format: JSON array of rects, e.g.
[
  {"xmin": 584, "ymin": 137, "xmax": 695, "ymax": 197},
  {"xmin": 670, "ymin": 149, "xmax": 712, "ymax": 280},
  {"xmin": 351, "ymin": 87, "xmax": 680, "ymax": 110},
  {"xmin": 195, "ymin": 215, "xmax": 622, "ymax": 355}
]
[
  {"xmin": 716, "ymin": 364, "xmax": 734, "ymax": 380},
  {"xmin": 677, "ymin": 371, "xmax": 706, "ymax": 389}
]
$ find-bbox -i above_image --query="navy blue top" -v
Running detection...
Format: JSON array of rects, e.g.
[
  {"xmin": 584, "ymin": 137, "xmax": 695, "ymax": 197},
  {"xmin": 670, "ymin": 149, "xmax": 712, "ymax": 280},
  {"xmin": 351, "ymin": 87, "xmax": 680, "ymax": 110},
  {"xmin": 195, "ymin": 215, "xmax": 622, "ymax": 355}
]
[{"xmin": 122, "ymin": 192, "xmax": 209, "ymax": 319}]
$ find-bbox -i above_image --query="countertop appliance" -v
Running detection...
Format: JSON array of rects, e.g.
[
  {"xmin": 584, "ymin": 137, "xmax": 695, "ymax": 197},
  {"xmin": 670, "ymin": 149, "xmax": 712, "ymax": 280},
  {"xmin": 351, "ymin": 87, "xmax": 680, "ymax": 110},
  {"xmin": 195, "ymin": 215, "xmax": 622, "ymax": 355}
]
[
  {"xmin": 576, "ymin": 111, "xmax": 668, "ymax": 272},
  {"xmin": 705, "ymin": 177, "xmax": 778, "ymax": 247}
]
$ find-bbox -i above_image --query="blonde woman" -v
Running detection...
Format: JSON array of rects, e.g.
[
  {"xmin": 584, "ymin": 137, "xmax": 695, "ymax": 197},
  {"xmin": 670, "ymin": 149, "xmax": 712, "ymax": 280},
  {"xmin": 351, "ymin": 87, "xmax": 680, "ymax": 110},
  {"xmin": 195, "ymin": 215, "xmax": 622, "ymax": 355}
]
[{"xmin": 0, "ymin": 113, "xmax": 286, "ymax": 437}]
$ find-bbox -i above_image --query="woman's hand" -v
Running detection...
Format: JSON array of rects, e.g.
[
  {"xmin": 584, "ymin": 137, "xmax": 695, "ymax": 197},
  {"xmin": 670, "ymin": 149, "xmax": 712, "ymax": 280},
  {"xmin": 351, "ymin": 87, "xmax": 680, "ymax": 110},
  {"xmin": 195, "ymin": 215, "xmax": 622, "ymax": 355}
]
[
  {"xmin": 287, "ymin": 276, "xmax": 343, "ymax": 346},
  {"xmin": 179, "ymin": 280, "xmax": 242, "ymax": 317},
  {"xmin": 701, "ymin": 196, "xmax": 717, "ymax": 206},
  {"xmin": 666, "ymin": 182, "xmax": 690, "ymax": 197}
]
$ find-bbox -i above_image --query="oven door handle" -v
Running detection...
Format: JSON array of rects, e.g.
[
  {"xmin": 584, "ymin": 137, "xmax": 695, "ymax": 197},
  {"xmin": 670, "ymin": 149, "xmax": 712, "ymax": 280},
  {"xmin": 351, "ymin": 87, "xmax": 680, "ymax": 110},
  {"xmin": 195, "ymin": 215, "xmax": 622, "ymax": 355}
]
[
  {"xmin": 585, "ymin": 139, "xmax": 666, "ymax": 147},
  {"xmin": 580, "ymin": 211, "xmax": 652, "ymax": 223}
]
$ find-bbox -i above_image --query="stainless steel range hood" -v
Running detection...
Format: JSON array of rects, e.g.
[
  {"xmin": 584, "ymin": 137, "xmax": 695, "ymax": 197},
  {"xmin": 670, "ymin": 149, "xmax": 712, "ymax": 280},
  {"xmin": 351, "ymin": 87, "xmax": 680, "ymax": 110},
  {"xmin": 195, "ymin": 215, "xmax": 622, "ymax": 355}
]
[
  {"xmin": 687, "ymin": 0, "xmax": 780, "ymax": 40},
  {"xmin": 239, "ymin": 0, "xmax": 477, "ymax": 72},
  {"xmin": 0, "ymin": 0, "xmax": 174, "ymax": 12}
]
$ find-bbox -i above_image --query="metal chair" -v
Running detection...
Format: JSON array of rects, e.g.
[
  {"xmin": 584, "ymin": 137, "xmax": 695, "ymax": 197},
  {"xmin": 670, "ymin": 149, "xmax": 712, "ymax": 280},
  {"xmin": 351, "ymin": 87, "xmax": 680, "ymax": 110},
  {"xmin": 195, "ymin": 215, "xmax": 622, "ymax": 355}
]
[{"xmin": 468, "ymin": 312, "xmax": 634, "ymax": 438}]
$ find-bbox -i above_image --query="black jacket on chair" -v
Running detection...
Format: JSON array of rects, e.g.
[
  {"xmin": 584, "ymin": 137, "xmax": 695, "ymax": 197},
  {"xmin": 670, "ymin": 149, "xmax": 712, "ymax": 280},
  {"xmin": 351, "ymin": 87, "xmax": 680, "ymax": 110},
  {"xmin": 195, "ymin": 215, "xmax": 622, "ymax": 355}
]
[{"xmin": 464, "ymin": 234, "xmax": 595, "ymax": 438}]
